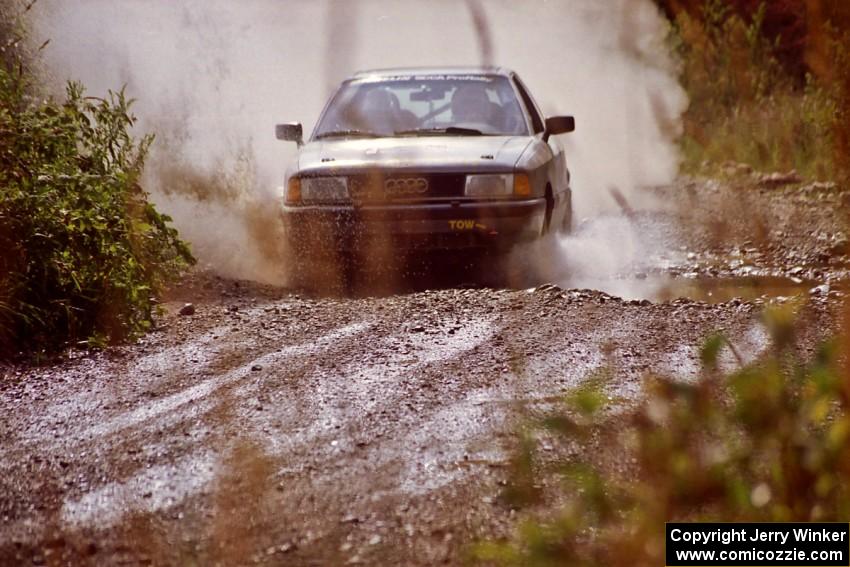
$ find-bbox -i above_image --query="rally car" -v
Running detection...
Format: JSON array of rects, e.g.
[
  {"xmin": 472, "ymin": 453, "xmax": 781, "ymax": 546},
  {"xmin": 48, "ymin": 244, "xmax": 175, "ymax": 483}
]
[{"xmin": 276, "ymin": 66, "xmax": 574, "ymax": 274}]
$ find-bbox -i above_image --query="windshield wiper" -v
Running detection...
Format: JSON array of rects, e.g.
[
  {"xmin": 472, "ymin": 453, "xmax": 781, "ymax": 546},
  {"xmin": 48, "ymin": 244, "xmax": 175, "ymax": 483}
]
[
  {"xmin": 315, "ymin": 129, "xmax": 381, "ymax": 140},
  {"xmin": 395, "ymin": 126, "xmax": 486, "ymax": 136}
]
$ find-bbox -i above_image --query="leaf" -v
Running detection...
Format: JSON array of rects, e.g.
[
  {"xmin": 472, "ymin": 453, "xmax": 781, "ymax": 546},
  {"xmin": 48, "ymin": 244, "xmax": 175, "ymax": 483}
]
[{"xmin": 700, "ymin": 333, "xmax": 725, "ymax": 369}]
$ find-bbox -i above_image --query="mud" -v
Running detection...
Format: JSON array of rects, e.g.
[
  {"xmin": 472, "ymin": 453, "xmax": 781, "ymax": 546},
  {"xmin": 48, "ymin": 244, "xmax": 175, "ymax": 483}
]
[{"xmin": 0, "ymin": 178, "xmax": 847, "ymax": 566}]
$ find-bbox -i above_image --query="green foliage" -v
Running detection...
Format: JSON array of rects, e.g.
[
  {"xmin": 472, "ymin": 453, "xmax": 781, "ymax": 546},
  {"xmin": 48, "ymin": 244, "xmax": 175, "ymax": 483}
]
[
  {"xmin": 473, "ymin": 305, "xmax": 850, "ymax": 566},
  {"xmin": 0, "ymin": 63, "xmax": 193, "ymax": 356},
  {"xmin": 670, "ymin": 1, "xmax": 850, "ymax": 181}
]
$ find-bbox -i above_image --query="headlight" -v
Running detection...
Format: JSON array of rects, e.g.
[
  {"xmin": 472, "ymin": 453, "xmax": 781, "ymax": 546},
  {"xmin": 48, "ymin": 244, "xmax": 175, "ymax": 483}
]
[
  {"xmin": 287, "ymin": 176, "xmax": 348, "ymax": 204},
  {"xmin": 464, "ymin": 173, "xmax": 531, "ymax": 198}
]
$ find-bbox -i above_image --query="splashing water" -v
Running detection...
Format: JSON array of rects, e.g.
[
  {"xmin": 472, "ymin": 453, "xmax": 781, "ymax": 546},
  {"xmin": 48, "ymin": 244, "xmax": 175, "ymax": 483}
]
[{"xmin": 33, "ymin": 0, "xmax": 686, "ymax": 288}]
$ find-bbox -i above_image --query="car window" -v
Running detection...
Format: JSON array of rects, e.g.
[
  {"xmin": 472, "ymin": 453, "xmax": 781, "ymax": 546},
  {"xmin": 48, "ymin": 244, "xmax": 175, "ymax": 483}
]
[
  {"xmin": 513, "ymin": 77, "xmax": 545, "ymax": 134},
  {"xmin": 314, "ymin": 75, "xmax": 529, "ymax": 138}
]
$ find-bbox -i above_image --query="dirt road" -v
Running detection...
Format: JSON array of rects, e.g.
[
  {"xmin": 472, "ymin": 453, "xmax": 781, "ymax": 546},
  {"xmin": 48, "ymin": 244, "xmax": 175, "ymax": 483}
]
[{"xmin": 0, "ymin": 178, "xmax": 846, "ymax": 566}]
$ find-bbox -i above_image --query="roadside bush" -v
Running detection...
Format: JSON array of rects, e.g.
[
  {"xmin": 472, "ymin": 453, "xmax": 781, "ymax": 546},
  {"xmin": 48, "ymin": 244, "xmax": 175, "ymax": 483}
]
[
  {"xmin": 473, "ymin": 304, "xmax": 850, "ymax": 566},
  {"xmin": 0, "ymin": 7, "xmax": 193, "ymax": 356},
  {"xmin": 666, "ymin": 0, "xmax": 850, "ymax": 181}
]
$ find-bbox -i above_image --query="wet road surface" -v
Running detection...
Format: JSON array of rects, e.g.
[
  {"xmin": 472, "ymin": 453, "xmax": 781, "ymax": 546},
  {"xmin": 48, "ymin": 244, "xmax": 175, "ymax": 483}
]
[{"xmin": 0, "ymin": 179, "xmax": 847, "ymax": 565}]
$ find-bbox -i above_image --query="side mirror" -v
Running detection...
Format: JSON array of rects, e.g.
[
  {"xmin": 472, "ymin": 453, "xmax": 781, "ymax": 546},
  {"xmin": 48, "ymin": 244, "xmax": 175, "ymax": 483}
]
[
  {"xmin": 276, "ymin": 122, "xmax": 304, "ymax": 146},
  {"xmin": 543, "ymin": 115, "xmax": 575, "ymax": 142}
]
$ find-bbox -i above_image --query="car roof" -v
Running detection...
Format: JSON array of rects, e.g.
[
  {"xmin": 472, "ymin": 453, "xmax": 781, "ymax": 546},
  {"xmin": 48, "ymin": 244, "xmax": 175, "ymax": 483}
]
[{"xmin": 350, "ymin": 66, "xmax": 515, "ymax": 80}]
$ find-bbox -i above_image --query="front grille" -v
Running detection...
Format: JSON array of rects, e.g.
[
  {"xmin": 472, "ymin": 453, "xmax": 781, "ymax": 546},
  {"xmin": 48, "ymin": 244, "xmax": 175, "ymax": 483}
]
[{"xmin": 348, "ymin": 173, "xmax": 466, "ymax": 203}]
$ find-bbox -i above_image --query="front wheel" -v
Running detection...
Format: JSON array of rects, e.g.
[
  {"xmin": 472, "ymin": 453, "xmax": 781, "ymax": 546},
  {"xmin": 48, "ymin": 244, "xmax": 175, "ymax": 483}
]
[
  {"xmin": 560, "ymin": 197, "xmax": 573, "ymax": 235},
  {"xmin": 542, "ymin": 187, "xmax": 555, "ymax": 236},
  {"xmin": 286, "ymin": 245, "xmax": 354, "ymax": 296}
]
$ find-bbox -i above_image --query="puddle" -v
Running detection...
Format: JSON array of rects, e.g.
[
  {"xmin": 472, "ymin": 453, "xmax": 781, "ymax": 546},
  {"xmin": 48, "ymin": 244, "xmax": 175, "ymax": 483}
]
[
  {"xmin": 568, "ymin": 275, "xmax": 816, "ymax": 304},
  {"xmin": 655, "ymin": 275, "xmax": 816, "ymax": 303}
]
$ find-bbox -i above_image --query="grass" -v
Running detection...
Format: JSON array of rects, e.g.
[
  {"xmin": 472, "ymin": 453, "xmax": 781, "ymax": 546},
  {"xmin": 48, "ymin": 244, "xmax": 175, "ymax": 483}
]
[
  {"xmin": 473, "ymin": 302, "xmax": 850, "ymax": 566},
  {"xmin": 668, "ymin": 0, "xmax": 850, "ymax": 181}
]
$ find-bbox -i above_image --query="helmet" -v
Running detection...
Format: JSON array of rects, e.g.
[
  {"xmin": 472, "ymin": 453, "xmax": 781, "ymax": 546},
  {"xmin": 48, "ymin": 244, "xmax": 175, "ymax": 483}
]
[
  {"xmin": 349, "ymin": 88, "xmax": 396, "ymax": 133},
  {"xmin": 450, "ymin": 84, "xmax": 492, "ymax": 123}
]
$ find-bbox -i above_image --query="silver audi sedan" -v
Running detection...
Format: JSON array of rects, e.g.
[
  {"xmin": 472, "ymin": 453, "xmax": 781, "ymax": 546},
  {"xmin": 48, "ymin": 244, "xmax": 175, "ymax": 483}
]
[{"xmin": 276, "ymin": 66, "xmax": 575, "ymax": 281}]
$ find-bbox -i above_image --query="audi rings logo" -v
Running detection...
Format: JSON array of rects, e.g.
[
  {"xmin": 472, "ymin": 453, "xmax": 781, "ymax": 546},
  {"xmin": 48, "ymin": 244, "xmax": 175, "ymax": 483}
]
[{"xmin": 384, "ymin": 177, "xmax": 429, "ymax": 196}]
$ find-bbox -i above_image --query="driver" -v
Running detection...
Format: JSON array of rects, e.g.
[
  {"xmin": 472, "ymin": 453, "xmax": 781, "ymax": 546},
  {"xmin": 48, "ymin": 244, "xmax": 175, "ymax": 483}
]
[
  {"xmin": 450, "ymin": 84, "xmax": 493, "ymax": 124},
  {"xmin": 350, "ymin": 88, "xmax": 396, "ymax": 134}
]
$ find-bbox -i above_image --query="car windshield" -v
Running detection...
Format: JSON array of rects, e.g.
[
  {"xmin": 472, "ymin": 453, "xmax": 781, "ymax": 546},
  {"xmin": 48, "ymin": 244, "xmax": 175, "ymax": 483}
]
[{"xmin": 313, "ymin": 74, "xmax": 529, "ymax": 139}]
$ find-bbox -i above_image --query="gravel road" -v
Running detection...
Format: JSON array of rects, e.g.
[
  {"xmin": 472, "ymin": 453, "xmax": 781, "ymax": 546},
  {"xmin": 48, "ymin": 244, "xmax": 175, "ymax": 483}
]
[{"xmin": 0, "ymin": 178, "xmax": 846, "ymax": 566}]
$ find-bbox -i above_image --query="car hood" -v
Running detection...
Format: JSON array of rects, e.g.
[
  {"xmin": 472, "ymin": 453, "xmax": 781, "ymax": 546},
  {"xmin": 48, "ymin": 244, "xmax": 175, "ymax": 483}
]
[{"xmin": 296, "ymin": 136, "xmax": 533, "ymax": 174}]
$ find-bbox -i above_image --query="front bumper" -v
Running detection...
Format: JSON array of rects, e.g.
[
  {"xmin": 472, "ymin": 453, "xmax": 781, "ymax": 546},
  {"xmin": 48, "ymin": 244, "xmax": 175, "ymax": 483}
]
[{"xmin": 282, "ymin": 199, "xmax": 547, "ymax": 253}]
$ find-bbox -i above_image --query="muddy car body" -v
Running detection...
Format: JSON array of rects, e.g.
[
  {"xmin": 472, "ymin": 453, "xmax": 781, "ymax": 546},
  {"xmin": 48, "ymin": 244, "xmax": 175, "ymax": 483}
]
[{"xmin": 277, "ymin": 67, "xmax": 575, "ymax": 259}]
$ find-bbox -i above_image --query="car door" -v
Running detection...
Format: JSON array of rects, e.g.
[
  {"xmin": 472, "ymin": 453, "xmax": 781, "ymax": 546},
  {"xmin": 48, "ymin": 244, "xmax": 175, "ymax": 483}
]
[{"xmin": 511, "ymin": 74, "xmax": 570, "ymax": 229}]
